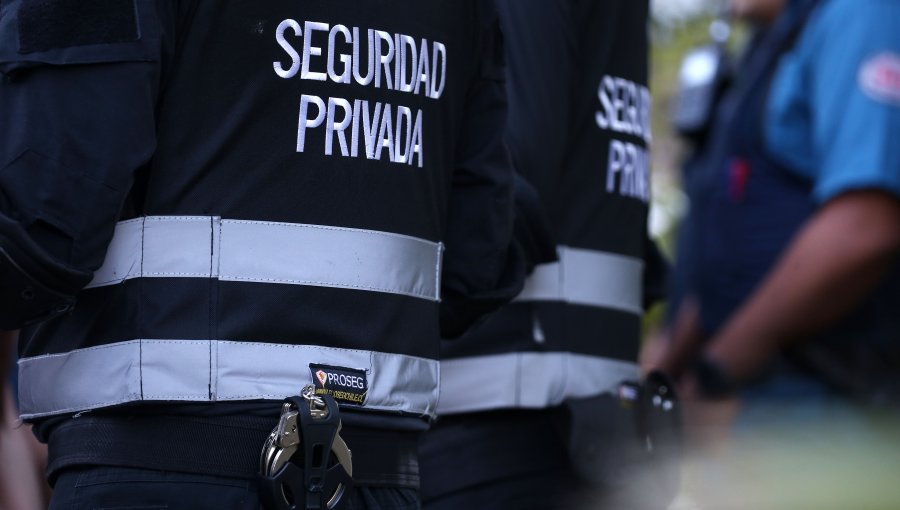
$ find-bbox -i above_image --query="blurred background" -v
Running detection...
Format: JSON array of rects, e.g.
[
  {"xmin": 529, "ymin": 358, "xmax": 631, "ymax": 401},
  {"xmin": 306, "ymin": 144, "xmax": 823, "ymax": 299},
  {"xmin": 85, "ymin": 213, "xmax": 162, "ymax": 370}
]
[
  {"xmin": 647, "ymin": 2, "xmax": 900, "ymax": 509},
  {"xmin": 648, "ymin": 0, "xmax": 716, "ymax": 250}
]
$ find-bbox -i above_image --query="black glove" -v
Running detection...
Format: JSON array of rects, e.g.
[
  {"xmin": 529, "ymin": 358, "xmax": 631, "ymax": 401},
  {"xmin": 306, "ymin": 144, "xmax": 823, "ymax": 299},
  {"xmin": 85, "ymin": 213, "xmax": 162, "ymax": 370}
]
[{"xmin": 511, "ymin": 173, "xmax": 557, "ymax": 274}]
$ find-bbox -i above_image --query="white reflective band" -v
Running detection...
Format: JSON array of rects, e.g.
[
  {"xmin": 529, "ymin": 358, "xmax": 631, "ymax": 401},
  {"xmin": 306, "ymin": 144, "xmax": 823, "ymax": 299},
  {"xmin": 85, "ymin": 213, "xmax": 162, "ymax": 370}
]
[
  {"xmin": 436, "ymin": 353, "xmax": 638, "ymax": 415},
  {"xmin": 88, "ymin": 216, "xmax": 443, "ymax": 301},
  {"xmin": 516, "ymin": 246, "xmax": 643, "ymax": 314},
  {"xmin": 17, "ymin": 340, "xmax": 439, "ymax": 419}
]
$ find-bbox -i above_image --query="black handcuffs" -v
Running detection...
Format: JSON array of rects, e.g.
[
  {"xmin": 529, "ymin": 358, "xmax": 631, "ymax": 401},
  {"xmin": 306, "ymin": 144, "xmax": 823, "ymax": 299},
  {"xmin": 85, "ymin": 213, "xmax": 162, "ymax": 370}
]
[
  {"xmin": 259, "ymin": 386, "xmax": 353, "ymax": 510},
  {"xmin": 636, "ymin": 371, "xmax": 683, "ymax": 456}
]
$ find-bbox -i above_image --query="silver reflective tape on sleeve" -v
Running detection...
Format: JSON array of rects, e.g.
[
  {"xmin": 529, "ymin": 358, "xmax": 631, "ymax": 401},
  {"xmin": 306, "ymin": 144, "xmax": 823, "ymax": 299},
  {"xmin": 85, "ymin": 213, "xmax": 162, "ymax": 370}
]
[
  {"xmin": 87, "ymin": 216, "xmax": 443, "ymax": 301},
  {"xmin": 88, "ymin": 218, "xmax": 146, "ymax": 286},
  {"xmin": 436, "ymin": 352, "xmax": 639, "ymax": 415},
  {"xmin": 17, "ymin": 340, "xmax": 439, "ymax": 419},
  {"xmin": 516, "ymin": 246, "xmax": 644, "ymax": 314}
]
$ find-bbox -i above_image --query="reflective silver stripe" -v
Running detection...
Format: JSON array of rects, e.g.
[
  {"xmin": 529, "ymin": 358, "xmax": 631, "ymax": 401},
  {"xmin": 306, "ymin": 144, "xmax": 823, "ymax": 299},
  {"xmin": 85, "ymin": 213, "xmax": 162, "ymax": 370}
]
[
  {"xmin": 17, "ymin": 340, "xmax": 439, "ymax": 419},
  {"xmin": 88, "ymin": 216, "xmax": 444, "ymax": 301},
  {"xmin": 436, "ymin": 353, "xmax": 638, "ymax": 414},
  {"xmin": 516, "ymin": 246, "xmax": 643, "ymax": 314}
]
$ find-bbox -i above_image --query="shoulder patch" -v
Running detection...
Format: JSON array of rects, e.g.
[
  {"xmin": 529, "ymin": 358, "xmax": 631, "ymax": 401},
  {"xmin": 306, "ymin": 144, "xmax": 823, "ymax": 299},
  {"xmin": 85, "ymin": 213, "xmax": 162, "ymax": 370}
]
[
  {"xmin": 18, "ymin": 0, "xmax": 138, "ymax": 54},
  {"xmin": 859, "ymin": 52, "xmax": 900, "ymax": 106}
]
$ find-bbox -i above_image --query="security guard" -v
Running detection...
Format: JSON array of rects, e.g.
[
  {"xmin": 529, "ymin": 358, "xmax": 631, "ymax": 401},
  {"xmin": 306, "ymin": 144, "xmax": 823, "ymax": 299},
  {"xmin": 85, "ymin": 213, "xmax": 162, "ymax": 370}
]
[
  {"xmin": 667, "ymin": 0, "xmax": 818, "ymax": 359},
  {"xmin": 0, "ymin": 1, "xmax": 533, "ymax": 509},
  {"xmin": 663, "ymin": 0, "xmax": 900, "ymax": 428},
  {"xmin": 419, "ymin": 1, "xmax": 674, "ymax": 509}
]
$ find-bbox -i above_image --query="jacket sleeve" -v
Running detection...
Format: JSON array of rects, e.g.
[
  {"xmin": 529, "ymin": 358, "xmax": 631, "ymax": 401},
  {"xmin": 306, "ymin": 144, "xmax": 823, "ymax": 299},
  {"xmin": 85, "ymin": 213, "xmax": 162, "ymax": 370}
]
[
  {"xmin": 494, "ymin": 0, "xmax": 580, "ymax": 201},
  {"xmin": 439, "ymin": 2, "xmax": 528, "ymax": 339},
  {"xmin": 511, "ymin": 172, "xmax": 558, "ymax": 272},
  {"xmin": 0, "ymin": 0, "xmax": 167, "ymax": 329}
]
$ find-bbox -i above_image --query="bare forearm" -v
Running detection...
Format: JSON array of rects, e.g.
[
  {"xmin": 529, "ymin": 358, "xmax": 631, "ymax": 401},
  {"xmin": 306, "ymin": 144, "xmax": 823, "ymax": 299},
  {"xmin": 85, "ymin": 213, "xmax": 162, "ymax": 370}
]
[
  {"xmin": 655, "ymin": 297, "xmax": 704, "ymax": 378},
  {"xmin": 706, "ymin": 191, "xmax": 900, "ymax": 381}
]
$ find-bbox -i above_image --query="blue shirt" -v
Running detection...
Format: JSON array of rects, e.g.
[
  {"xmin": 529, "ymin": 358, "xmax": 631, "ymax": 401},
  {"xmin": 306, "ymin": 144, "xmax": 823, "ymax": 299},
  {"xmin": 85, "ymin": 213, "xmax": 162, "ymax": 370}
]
[{"xmin": 767, "ymin": 0, "xmax": 900, "ymax": 203}]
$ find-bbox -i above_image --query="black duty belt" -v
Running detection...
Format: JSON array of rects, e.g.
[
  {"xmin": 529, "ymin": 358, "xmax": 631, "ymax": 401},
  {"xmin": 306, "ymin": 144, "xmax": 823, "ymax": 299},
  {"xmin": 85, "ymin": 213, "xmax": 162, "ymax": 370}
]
[{"xmin": 47, "ymin": 414, "xmax": 420, "ymax": 488}]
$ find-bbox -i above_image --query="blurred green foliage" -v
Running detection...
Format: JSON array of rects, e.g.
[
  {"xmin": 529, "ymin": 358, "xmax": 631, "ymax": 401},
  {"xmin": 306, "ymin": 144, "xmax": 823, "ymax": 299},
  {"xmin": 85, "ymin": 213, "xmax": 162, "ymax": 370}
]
[
  {"xmin": 650, "ymin": 16, "xmax": 720, "ymax": 175},
  {"xmin": 642, "ymin": 16, "xmax": 721, "ymax": 337}
]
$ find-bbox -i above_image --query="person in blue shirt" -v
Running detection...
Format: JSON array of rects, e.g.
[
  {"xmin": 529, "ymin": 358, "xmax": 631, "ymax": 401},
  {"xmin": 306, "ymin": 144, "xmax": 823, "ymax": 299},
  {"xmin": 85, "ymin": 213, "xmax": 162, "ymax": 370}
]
[
  {"xmin": 654, "ymin": 1, "xmax": 900, "ymax": 506},
  {"xmin": 661, "ymin": 0, "xmax": 900, "ymax": 416}
]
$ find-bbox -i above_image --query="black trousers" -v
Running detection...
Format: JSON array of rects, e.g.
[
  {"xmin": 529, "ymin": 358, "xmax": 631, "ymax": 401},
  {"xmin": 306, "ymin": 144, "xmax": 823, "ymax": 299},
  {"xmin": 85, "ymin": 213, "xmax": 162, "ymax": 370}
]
[
  {"xmin": 419, "ymin": 408, "xmax": 675, "ymax": 510},
  {"xmin": 50, "ymin": 466, "xmax": 420, "ymax": 510},
  {"xmin": 419, "ymin": 410, "xmax": 576, "ymax": 510}
]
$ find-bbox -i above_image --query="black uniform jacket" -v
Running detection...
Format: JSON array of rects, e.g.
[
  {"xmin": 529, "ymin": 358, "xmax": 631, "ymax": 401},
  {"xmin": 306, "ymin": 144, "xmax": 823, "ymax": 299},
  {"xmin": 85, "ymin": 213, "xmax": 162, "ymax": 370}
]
[{"xmin": 0, "ymin": 0, "xmax": 527, "ymax": 432}]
